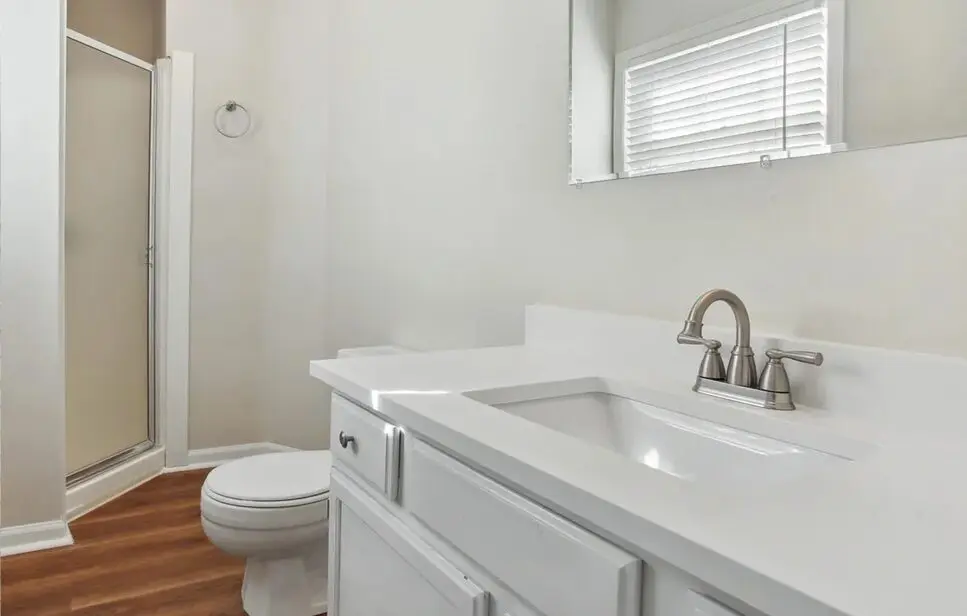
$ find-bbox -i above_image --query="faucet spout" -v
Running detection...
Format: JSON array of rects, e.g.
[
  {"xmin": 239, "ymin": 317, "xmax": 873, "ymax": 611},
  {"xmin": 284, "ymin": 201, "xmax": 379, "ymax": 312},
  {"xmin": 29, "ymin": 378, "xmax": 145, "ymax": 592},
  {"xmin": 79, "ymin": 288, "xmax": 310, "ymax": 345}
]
[
  {"xmin": 678, "ymin": 289, "xmax": 756, "ymax": 387},
  {"xmin": 681, "ymin": 289, "xmax": 751, "ymax": 348}
]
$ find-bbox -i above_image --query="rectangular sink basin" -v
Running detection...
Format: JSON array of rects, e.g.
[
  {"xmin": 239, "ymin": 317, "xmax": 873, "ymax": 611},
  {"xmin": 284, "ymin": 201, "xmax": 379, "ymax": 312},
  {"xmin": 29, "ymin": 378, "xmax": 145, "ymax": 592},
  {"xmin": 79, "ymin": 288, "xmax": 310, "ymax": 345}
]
[{"xmin": 466, "ymin": 381, "xmax": 849, "ymax": 485}]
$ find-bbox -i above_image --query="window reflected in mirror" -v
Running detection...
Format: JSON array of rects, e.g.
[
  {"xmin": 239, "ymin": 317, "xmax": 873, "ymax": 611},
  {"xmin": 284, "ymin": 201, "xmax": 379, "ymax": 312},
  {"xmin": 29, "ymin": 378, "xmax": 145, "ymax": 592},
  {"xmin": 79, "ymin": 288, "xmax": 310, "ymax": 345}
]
[{"xmin": 570, "ymin": 0, "xmax": 967, "ymax": 183}]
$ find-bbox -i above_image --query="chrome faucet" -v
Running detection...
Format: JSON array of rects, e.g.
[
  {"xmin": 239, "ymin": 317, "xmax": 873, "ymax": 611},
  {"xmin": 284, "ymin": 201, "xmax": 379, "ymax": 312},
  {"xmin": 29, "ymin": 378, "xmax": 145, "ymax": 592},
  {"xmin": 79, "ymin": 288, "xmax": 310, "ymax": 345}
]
[
  {"xmin": 677, "ymin": 289, "xmax": 757, "ymax": 388},
  {"xmin": 677, "ymin": 289, "xmax": 823, "ymax": 410}
]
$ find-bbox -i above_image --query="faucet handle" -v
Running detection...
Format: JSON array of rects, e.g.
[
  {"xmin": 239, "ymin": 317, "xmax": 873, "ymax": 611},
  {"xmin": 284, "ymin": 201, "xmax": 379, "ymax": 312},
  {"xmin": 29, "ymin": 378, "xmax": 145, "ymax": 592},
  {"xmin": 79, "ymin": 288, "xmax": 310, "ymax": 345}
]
[
  {"xmin": 765, "ymin": 349, "xmax": 824, "ymax": 366},
  {"xmin": 759, "ymin": 348, "xmax": 823, "ymax": 394},
  {"xmin": 677, "ymin": 333, "xmax": 721, "ymax": 350},
  {"xmin": 678, "ymin": 334, "xmax": 727, "ymax": 381}
]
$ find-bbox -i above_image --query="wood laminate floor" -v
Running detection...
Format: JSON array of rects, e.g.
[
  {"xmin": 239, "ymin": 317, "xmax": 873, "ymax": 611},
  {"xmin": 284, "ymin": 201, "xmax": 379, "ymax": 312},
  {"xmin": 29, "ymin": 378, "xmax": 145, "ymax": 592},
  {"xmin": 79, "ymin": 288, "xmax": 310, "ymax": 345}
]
[{"xmin": 0, "ymin": 469, "xmax": 305, "ymax": 616}]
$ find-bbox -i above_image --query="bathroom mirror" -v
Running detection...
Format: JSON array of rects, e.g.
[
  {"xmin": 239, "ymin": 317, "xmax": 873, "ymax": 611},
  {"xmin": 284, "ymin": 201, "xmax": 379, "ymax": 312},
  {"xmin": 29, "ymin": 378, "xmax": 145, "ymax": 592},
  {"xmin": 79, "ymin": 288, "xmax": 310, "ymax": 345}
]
[{"xmin": 570, "ymin": 0, "xmax": 967, "ymax": 183}]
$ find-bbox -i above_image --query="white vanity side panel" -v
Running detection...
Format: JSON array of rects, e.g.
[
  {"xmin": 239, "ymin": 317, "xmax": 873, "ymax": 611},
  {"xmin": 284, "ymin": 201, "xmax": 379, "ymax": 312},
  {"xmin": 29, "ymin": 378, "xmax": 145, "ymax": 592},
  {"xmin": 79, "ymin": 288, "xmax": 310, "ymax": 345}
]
[
  {"xmin": 330, "ymin": 395, "xmax": 400, "ymax": 498},
  {"xmin": 328, "ymin": 488, "xmax": 343, "ymax": 615},
  {"xmin": 405, "ymin": 439, "xmax": 642, "ymax": 616},
  {"xmin": 331, "ymin": 471, "xmax": 489, "ymax": 616}
]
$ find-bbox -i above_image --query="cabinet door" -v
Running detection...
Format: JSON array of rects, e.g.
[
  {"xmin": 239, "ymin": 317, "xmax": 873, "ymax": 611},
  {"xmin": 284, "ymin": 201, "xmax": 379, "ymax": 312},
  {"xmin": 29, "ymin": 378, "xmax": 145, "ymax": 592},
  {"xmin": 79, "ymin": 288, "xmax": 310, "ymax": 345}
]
[
  {"xmin": 688, "ymin": 592, "xmax": 743, "ymax": 616},
  {"xmin": 329, "ymin": 470, "xmax": 489, "ymax": 616},
  {"xmin": 405, "ymin": 438, "xmax": 641, "ymax": 616}
]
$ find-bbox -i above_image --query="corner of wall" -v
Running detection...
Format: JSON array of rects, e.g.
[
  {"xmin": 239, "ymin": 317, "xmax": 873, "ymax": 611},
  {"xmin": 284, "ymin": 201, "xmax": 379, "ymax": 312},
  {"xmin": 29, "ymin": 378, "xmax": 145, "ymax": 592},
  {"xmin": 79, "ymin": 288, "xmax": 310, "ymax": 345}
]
[{"xmin": 0, "ymin": 0, "xmax": 70, "ymax": 531}]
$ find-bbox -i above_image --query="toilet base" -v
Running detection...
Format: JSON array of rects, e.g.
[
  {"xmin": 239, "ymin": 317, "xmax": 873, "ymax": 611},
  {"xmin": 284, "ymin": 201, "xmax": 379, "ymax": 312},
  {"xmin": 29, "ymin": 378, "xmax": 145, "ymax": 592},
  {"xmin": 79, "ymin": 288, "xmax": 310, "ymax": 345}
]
[{"xmin": 240, "ymin": 537, "xmax": 328, "ymax": 616}]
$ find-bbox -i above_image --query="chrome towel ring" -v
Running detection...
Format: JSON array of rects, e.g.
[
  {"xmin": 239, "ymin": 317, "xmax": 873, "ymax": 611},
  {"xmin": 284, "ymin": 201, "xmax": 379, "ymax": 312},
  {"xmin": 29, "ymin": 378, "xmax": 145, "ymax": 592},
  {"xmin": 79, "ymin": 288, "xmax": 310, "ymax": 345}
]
[{"xmin": 214, "ymin": 100, "xmax": 251, "ymax": 138}]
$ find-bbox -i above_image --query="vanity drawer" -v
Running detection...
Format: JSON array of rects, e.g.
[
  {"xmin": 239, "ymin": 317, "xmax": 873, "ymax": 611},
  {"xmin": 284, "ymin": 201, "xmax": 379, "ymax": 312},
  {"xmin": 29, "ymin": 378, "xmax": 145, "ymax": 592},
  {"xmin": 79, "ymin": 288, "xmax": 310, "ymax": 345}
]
[
  {"xmin": 403, "ymin": 439, "xmax": 641, "ymax": 616},
  {"xmin": 330, "ymin": 394, "xmax": 401, "ymax": 500}
]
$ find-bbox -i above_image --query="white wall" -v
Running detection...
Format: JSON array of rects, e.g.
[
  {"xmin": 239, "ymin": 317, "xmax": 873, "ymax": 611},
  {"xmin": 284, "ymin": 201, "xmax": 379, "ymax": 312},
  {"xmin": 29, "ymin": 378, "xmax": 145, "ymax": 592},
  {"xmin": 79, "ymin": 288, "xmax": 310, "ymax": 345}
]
[
  {"xmin": 0, "ymin": 0, "xmax": 69, "ymax": 528},
  {"xmin": 325, "ymin": 0, "xmax": 967, "ymax": 362},
  {"xmin": 165, "ymin": 0, "xmax": 329, "ymax": 451},
  {"xmin": 260, "ymin": 0, "xmax": 330, "ymax": 449},
  {"xmin": 166, "ymin": 0, "xmax": 270, "ymax": 449},
  {"xmin": 615, "ymin": 0, "xmax": 967, "ymax": 150},
  {"xmin": 846, "ymin": 0, "xmax": 967, "ymax": 147}
]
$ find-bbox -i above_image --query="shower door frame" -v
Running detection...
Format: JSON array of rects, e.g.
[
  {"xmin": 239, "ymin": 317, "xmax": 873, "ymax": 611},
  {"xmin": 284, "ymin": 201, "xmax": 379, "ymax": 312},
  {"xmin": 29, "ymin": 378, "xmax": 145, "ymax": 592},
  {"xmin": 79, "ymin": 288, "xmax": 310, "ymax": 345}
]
[{"xmin": 64, "ymin": 28, "xmax": 158, "ymax": 487}]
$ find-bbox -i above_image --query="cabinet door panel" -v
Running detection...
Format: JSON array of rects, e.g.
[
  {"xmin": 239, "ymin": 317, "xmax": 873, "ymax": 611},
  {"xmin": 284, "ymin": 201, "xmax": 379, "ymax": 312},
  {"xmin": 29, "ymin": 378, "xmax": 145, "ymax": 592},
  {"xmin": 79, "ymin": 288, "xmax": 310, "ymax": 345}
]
[
  {"xmin": 404, "ymin": 439, "xmax": 641, "ymax": 616},
  {"xmin": 330, "ymin": 470, "xmax": 488, "ymax": 616},
  {"xmin": 688, "ymin": 592, "xmax": 743, "ymax": 616}
]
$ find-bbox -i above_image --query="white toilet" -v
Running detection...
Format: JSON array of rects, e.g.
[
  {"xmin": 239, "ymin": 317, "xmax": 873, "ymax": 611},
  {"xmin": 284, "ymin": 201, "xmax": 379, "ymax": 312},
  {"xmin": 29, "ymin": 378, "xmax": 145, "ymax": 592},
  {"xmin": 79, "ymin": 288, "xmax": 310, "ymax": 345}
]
[{"xmin": 201, "ymin": 450, "xmax": 332, "ymax": 616}]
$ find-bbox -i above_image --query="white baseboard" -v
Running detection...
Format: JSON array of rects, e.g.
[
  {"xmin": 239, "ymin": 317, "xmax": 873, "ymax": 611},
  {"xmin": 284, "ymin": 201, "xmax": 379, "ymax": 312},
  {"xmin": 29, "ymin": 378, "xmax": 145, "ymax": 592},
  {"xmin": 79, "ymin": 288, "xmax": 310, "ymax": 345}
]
[
  {"xmin": 0, "ymin": 520, "xmax": 74, "ymax": 557},
  {"xmin": 166, "ymin": 442, "xmax": 299, "ymax": 472},
  {"xmin": 67, "ymin": 446, "xmax": 167, "ymax": 521}
]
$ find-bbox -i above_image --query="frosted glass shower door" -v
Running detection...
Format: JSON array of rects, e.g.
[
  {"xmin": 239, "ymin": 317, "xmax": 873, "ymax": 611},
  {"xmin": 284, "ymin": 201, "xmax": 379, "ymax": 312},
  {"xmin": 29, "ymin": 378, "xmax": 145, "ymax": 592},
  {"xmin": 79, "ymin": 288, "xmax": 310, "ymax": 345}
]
[{"xmin": 66, "ymin": 36, "xmax": 154, "ymax": 477}]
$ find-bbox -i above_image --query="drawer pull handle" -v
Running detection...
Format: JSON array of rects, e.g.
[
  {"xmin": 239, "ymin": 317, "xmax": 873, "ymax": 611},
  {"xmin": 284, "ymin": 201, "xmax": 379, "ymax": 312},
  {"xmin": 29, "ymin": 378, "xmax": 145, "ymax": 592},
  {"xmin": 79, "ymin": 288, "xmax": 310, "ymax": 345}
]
[{"xmin": 338, "ymin": 431, "xmax": 356, "ymax": 449}]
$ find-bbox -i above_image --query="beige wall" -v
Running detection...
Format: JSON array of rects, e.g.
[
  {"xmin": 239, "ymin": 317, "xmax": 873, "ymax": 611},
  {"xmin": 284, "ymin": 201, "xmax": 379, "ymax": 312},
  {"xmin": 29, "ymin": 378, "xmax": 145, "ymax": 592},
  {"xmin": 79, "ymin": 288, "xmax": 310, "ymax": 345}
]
[
  {"xmin": 614, "ymin": 0, "xmax": 967, "ymax": 150},
  {"xmin": 0, "ymin": 0, "xmax": 69, "ymax": 528},
  {"xmin": 324, "ymin": 0, "xmax": 967, "ymax": 371},
  {"xmin": 67, "ymin": 0, "xmax": 164, "ymax": 62}
]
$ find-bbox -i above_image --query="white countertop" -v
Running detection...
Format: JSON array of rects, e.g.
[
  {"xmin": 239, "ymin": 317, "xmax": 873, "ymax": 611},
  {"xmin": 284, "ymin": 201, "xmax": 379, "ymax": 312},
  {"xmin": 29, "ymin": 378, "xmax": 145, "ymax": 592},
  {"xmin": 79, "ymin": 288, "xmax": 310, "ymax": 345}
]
[{"xmin": 311, "ymin": 344, "xmax": 967, "ymax": 616}]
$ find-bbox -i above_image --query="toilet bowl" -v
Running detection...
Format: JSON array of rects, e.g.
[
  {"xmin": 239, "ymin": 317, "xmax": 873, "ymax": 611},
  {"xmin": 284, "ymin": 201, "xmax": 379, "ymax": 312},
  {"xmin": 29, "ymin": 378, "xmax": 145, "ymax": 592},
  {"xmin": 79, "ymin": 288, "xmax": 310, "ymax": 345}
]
[{"xmin": 201, "ymin": 451, "xmax": 332, "ymax": 616}]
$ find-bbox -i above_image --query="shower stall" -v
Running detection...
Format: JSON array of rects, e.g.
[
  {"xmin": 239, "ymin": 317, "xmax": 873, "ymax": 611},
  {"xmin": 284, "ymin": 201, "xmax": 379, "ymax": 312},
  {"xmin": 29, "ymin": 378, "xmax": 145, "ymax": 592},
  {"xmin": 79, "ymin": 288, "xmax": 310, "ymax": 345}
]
[
  {"xmin": 63, "ymin": 25, "xmax": 189, "ymax": 489},
  {"xmin": 65, "ymin": 29, "xmax": 156, "ymax": 485}
]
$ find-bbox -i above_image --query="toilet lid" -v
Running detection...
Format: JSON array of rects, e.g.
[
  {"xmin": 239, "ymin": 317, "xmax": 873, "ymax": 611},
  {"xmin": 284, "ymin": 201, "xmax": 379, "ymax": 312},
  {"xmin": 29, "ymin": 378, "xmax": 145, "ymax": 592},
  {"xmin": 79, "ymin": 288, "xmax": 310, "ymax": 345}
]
[{"xmin": 205, "ymin": 451, "xmax": 332, "ymax": 504}]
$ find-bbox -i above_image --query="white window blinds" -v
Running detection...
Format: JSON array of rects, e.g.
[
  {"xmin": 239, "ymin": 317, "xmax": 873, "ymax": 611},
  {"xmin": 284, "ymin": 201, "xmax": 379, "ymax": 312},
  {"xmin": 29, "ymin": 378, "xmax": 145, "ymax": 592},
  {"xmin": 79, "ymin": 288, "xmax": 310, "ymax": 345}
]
[{"xmin": 619, "ymin": 7, "xmax": 829, "ymax": 177}]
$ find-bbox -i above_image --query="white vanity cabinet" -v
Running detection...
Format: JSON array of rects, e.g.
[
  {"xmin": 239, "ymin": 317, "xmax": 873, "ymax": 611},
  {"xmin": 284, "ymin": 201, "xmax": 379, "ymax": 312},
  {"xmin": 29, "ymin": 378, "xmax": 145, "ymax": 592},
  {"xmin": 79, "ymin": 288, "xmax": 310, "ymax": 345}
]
[
  {"xmin": 327, "ymin": 395, "xmax": 758, "ymax": 616},
  {"xmin": 328, "ymin": 470, "xmax": 489, "ymax": 616}
]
